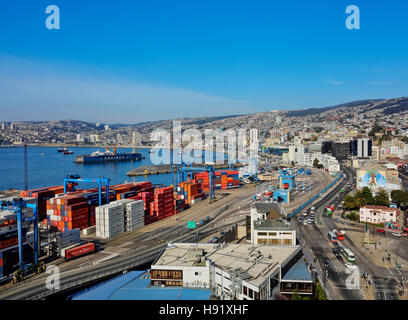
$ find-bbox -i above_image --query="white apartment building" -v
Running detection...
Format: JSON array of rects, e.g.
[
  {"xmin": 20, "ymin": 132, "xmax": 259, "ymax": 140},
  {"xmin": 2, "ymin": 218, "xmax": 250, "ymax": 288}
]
[{"xmin": 359, "ymin": 205, "xmax": 400, "ymax": 224}]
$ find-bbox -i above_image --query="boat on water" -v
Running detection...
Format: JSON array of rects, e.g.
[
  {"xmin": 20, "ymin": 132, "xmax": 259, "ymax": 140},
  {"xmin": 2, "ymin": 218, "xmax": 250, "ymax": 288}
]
[
  {"xmin": 74, "ymin": 146, "xmax": 144, "ymax": 164},
  {"xmin": 58, "ymin": 147, "xmax": 68, "ymax": 152},
  {"xmin": 63, "ymin": 150, "xmax": 73, "ymax": 155}
]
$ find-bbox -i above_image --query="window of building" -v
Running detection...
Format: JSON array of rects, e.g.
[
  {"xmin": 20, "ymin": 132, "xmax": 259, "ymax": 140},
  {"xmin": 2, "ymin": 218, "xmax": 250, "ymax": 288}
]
[
  {"xmin": 283, "ymin": 239, "xmax": 292, "ymax": 245},
  {"xmin": 254, "ymin": 291, "xmax": 260, "ymax": 300},
  {"xmin": 248, "ymin": 288, "xmax": 254, "ymax": 299},
  {"xmin": 258, "ymin": 232, "xmax": 267, "ymax": 236},
  {"xmin": 268, "ymin": 232, "xmax": 277, "ymax": 236},
  {"xmin": 243, "ymin": 286, "xmax": 248, "ymax": 295},
  {"xmin": 258, "ymin": 239, "xmax": 267, "ymax": 245}
]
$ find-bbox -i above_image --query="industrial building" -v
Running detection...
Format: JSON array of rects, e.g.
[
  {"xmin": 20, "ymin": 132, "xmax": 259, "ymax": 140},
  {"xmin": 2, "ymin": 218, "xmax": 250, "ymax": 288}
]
[{"xmin": 150, "ymin": 242, "xmax": 308, "ymax": 300}]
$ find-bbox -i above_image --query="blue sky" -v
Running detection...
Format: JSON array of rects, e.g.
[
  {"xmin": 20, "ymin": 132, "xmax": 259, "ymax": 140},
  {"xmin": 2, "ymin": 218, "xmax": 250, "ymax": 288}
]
[{"xmin": 0, "ymin": 0, "xmax": 407, "ymax": 123}]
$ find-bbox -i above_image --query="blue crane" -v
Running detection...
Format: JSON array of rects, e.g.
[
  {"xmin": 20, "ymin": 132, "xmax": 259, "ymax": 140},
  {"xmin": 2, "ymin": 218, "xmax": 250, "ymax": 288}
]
[
  {"xmin": 176, "ymin": 162, "xmax": 216, "ymax": 203},
  {"xmin": 0, "ymin": 199, "xmax": 39, "ymax": 272},
  {"xmin": 63, "ymin": 176, "xmax": 110, "ymax": 206}
]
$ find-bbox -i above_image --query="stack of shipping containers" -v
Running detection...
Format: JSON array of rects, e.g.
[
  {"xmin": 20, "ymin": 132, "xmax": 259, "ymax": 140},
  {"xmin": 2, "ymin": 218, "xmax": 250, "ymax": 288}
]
[
  {"xmin": 150, "ymin": 187, "xmax": 174, "ymax": 219},
  {"xmin": 95, "ymin": 202, "xmax": 125, "ymax": 239},
  {"xmin": 194, "ymin": 170, "xmax": 240, "ymax": 190},
  {"xmin": 0, "ymin": 209, "xmax": 34, "ymax": 278}
]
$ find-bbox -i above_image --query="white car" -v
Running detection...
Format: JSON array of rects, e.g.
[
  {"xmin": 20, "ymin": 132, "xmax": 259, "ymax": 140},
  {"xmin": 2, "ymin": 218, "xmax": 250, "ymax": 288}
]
[
  {"xmin": 303, "ymin": 221, "xmax": 308, "ymax": 225},
  {"xmin": 392, "ymin": 233, "xmax": 402, "ymax": 237},
  {"xmin": 340, "ymin": 230, "xmax": 346, "ymax": 235},
  {"xmin": 345, "ymin": 263, "xmax": 357, "ymax": 269}
]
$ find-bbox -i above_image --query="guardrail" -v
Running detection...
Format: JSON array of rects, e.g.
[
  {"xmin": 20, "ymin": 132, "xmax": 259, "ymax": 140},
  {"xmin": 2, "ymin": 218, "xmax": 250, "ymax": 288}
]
[{"xmin": 288, "ymin": 173, "xmax": 342, "ymax": 218}]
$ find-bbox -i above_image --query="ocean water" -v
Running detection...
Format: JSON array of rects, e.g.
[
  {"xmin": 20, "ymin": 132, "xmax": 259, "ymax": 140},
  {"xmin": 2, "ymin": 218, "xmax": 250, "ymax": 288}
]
[{"xmin": 0, "ymin": 147, "xmax": 226, "ymax": 191}]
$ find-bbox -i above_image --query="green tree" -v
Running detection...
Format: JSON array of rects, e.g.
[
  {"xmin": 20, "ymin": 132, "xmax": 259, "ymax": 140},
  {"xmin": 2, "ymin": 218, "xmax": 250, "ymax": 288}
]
[
  {"xmin": 354, "ymin": 190, "xmax": 368, "ymax": 208},
  {"xmin": 346, "ymin": 211, "xmax": 360, "ymax": 222},
  {"xmin": 343, "ymin": 195, "xmax": 357, "ymax": 210},
  {"xmin": 391, "ymin": 190, "xmax": 408, "ymax": 206},
  {"xmin": 361, "ymin": 187, "xmax": 374, "ymax": 205},
  {"xmin": 374, "ymin": 189, "xmax": 390, "ymax": 207}
]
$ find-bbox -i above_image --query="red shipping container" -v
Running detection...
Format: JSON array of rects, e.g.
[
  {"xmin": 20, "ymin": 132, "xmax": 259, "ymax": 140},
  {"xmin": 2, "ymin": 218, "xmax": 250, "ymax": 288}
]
[{"xmin": 65, "ymin": 243, "xmax": 95, "ymax": 259}]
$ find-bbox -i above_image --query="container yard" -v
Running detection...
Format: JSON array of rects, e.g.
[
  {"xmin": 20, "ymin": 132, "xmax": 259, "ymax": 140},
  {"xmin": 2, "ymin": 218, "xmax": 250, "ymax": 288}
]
[{"xmin": 0, "ymin": 167, "xmax": 246, "ymax": 288}]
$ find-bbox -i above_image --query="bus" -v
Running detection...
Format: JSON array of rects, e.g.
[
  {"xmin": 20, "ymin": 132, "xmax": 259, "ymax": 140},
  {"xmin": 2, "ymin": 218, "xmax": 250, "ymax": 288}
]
[
  {"xmin": 341, "ymin": 247, "xmax": 355, "ymax": 262},
  {"xmin": 328, "ymin": 231, "xmax": 338, "ymax": 243},
  {"xmin": 334, "ymin": 230, "xmax": 344, "ymax": 241}
]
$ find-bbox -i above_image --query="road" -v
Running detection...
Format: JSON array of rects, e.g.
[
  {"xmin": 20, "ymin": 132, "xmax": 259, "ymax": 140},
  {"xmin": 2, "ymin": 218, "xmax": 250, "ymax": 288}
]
[{"xmin": 298, "ymin": 164, "xmax": 407, "ymax": 300}]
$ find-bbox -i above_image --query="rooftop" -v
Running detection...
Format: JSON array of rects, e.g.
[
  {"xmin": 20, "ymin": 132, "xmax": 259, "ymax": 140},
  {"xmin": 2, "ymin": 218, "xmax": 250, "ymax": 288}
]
[
  {"xmin": 153, "ymin": 243, "xmax": 301, "ymax": 287},
  {"xmin": 254, "ymin": 218, "xmax": 294, "ymax": 231},
  {"xmin": 70, "ymin": 270, "xmax": 212, "ymax": 300},
  {"xmin": 281, "ymin": 257, "xmax": 313, "ymax": 282}
]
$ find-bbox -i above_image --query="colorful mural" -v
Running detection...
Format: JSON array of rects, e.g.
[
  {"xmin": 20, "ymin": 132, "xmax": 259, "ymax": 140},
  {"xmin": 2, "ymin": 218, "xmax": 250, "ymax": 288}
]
[{"xmin": 358, "ymin": 170, "xmax": 386, "ymax": 191}]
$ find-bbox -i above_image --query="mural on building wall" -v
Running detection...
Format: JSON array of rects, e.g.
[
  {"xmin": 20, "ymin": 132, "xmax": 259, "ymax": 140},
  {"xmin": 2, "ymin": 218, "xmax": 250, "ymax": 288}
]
[{"xmin": 358, "ymin": 170, "xmax": 386, "ymax": 191}]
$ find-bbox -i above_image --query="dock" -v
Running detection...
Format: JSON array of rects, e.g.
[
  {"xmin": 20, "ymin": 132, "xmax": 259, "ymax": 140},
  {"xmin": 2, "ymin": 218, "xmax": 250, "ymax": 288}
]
[{"xmin": 126, "ymin": 163, "xmax": 243, "ymax": 176}]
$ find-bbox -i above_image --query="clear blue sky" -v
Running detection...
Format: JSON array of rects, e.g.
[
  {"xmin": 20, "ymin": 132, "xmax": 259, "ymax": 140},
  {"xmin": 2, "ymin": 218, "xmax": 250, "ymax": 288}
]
[{"xmin": 0, "ymin": 0, "xmax": 407, "ymax": 123}]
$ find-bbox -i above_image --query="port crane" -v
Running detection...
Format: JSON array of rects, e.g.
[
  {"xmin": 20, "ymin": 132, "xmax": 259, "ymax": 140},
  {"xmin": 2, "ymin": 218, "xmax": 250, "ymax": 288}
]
[
  {"xmin": 63, "ymin": 177, "xmax": 110, "ymax": 206},
  {"xmin": 176, "ymin": 162, "xmax": 216, "ymax": 203},
  {"xmin": 0, "ymin": 199, "xmax": 45, "ymax": 283}
]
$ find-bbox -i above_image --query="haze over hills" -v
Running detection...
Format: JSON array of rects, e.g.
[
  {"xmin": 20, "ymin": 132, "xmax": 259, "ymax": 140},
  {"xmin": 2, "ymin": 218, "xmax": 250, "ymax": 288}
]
[{"xmin": 2, "ymin": 97, "xmax": 408, "ymax": 146}]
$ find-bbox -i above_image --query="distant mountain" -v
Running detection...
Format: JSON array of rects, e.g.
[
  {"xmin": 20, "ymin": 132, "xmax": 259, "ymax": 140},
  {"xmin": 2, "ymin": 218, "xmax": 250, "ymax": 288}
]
[{"xmin": 286, "ymin": 99, "xmax": 384, "ymax": 117}]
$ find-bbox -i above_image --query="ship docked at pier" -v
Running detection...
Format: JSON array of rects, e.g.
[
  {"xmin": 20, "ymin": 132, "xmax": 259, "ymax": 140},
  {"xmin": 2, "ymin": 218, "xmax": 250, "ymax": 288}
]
[{"xmin": 74, "ymin": 147, "xmax": 144, "ymax": 164}]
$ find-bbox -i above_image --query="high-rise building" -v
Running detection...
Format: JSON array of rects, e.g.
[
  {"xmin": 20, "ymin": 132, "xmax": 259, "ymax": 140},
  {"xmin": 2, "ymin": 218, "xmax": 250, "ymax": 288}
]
[
  {"xmin": 89, "ymin": 134, "xmax": 99, "ymax": 142},
  {"xmin": 250, "ymin": 128, "xmax": 258, "ymax": 142},
  {"xmin": 104, "ymin": 125, "xmax": 110, "ymax": 131},
  {"xmin": 350, "ymin": 138, "xmax": 372, "ymax": 158},
  {"xmin": 1, "ymin": 123, "xmax": 5, "ymax": 130},
  {"xmin": 321, "ymin": 141, "xmax": 333, "ymax": 154},
  {"xmin": 332, "ymin": 142, "xmax": 350, "ymax": 161},
  {"xmin": 132, "ymin": 131, "xmax": 141, "ymax": 146}
]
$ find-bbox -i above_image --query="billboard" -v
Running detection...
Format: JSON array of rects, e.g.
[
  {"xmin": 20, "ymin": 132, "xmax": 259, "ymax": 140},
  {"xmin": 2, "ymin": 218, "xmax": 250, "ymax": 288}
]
[{"xmin": 357, "ymin": 169, "xmax": 386, "ymax": 191}]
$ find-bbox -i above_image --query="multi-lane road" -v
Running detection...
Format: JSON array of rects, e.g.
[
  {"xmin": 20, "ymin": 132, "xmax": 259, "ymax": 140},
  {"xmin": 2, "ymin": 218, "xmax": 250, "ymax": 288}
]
[{"xmin": 297, "ymin": 165, "xmax": 407, "ymax": 300}]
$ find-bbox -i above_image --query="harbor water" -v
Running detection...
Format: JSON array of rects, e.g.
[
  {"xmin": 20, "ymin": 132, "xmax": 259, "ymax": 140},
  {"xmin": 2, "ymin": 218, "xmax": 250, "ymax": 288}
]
[{"xmin": 0, "ymin": 147, "xmax": 227, "ymax": 191}]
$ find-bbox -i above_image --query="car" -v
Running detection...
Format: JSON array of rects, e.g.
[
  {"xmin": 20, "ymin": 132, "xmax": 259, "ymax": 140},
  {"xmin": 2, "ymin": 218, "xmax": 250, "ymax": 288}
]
[
  {"xmin": 336, "ymin": 255, "xmax": 343, "ymax": 262},
  {"xmin": 392, "ymin": 233, "xmax": 402, "ymax": 237},
  {"xmin": 323, "ymin": 259, "xmax": 330, "ymax": 267},
  {"xmin": 303, "ymin": 221, "xmax": 308, "ymax": 225},
  {"xmin": 308, "ymin": 220, "xmax": 313, "ymax": 224},
  {"xmin": 345, "ymin": 263, "xmax": 356, "ymax": 269},
  {"xmin": 302, "ymin": 212, "xmax": 308, "ymax": 216},
  {"xmin": 376, "ymin": 229, "xmax": 385, "ymax": 234},
  {"xmin": 332, "ymin": 249, "xmax": 339, "ymax": 256}
]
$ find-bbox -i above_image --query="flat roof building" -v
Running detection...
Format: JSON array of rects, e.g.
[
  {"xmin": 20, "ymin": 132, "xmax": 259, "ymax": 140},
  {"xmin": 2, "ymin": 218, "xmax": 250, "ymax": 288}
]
[{"xmin": 150, "ymin": 242, "xmax": 307, "ymax": 300}]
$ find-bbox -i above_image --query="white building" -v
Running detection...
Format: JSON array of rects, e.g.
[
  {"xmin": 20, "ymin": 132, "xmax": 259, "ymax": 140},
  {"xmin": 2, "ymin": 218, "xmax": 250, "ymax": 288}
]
[
  {"xmin": 76, "ymin": 134, "xmax": 85, "ymax": 143},
  {"xmin": 89, "ymin": 134, "xmax": 99, "ymax": 142},
  {"xmin": 359, "ymin": 205, "xmax": 400, "ymax": 224},
  {"xmin": 150, "ymin": 242, "xmax": 307, "ymax": 300}
]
